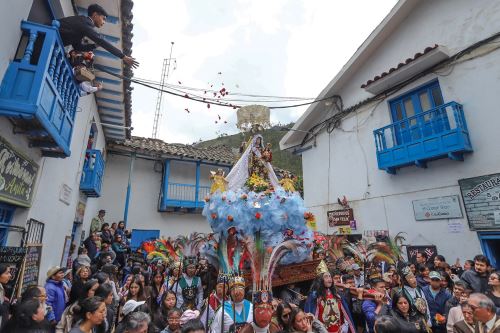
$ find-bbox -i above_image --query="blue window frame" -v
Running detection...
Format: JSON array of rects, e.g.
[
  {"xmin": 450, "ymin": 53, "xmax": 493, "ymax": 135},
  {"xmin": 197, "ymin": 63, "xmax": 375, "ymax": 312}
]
[
  {"xmin": 0, "ymin": 203, "xmax": 16, "ymax": 246},
  {"xmin": 389, "ymin": 80, "xmax": 446, "ymax": 145}
]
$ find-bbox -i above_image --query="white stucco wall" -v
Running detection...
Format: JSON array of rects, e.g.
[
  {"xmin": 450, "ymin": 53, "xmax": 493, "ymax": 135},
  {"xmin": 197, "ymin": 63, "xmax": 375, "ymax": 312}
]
[
  {"xmin": 98, "ymin": 154, "xmax": 215, "ymax": 239},
  {"xmin": 18, "ymin": 95, "xmax": 105, "ymax": 280},
  {"xmin": 0, "ymin": 93, "xmax": 104, "ymax": 282},
  {"xmin": 0, "ymin": 0, "xmax": 33, "ymax": 79},
  {"xmin": 300, "ymin": 0, "xmax": 500, "ymax": 261}
]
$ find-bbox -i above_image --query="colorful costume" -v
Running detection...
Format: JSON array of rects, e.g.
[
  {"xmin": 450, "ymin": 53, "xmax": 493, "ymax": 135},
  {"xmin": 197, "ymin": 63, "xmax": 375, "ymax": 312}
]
[
  {"xmin": 304, "ymin": 261, "xmax": 356, "ymax": 333},
  {"xmin": 173, "ymin": 256, "xmax": 203, "ymax": 311},
  {"xmin": 210, "ymin": 275, "xmax": 253, "ymax": 333}
]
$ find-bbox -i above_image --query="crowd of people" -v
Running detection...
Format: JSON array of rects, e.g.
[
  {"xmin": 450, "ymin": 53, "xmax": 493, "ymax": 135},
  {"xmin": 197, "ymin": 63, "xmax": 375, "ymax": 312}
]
[
  {"xmin": 0, "ymin": 209, "xmax": 497, "ymax": 333},
  {"xmin": 5, "ymin": 2, "xmax": 499, "ymax": 333}
]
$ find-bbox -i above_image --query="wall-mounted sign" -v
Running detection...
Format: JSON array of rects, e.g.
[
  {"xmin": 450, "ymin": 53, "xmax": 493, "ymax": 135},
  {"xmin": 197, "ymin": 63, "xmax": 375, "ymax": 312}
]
[
  {"xmin": 0, "ymin": 246, "xmax": 27, "ymax": 298},
  {"xmin": 328, "ymin": 208, "xmax": 354, "ymax": 227},
  {"xmin": 0, "ymin": 136, "xmax": 38, "ymax": 207},
  {"xmin": 337, "ymin": 226, "xmax": 352, "ymax": 235},
  {"xmin": 20, "ymin": 244, "xmax": 42, "ymax": 294},
  {"xmin": 407, "ymin": 245, "xmax": 437, "ymax": 264},
  {"xmin": 459, "ymin": 173, "xmax": 500, "ymax": 230},
  {"xmin": 364, "ymin": 230, "xmax": 389, "ymax": 238},
  {"xmin": 412, "ymin": 195, "xmax": 463, "ymax": 221},
  {"xmin": 59, "ymin": 184, "xmax": 72, "ymax": 205},
  {"xmin": 60, "ymin": 236, "xmax": 72, "ymax": 267}
]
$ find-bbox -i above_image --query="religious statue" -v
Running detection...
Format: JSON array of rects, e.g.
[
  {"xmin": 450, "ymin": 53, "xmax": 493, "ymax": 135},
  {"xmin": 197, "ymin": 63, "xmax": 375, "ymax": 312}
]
[
  {"xmin": 249, "ymin": 135, "xmax": 272, "ymax": 180},
  {"xmin": 279, "ymin": 172, "xmax": 296, "ymax": 192},
  {"xmin": 225, "ymin": 134, "xmax": 280, "ymax": 192},
  {"xmin": 210, "ymin": 169, "xmax": 228, "ymax": 194}
]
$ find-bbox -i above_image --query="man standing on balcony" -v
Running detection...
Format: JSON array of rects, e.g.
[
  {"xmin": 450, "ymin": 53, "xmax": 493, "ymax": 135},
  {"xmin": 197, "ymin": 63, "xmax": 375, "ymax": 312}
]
[
  {"xmin": 90, "ymin": 209, "xmax": 106, "ymax": 234},
  {"xmin": 58, "ymin": 4, "xmax": 139, "ymax": 68}
]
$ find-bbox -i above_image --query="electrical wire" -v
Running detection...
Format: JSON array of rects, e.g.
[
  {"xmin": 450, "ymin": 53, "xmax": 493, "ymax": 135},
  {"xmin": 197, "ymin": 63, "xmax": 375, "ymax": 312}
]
[
  {"xmin": 130, "ymin": 77, "xmax": 317, "ymax": 103},
  {"xmin": 294, "ymin": 30, "xmax": 500, "ymax": 149},
  {"xmin": 94, "ymin": 64, "xmax": 337, "ymax": 110},
  {"xmin": 128, "ymin": 76, "xmax": 315, "ymax": 100}
]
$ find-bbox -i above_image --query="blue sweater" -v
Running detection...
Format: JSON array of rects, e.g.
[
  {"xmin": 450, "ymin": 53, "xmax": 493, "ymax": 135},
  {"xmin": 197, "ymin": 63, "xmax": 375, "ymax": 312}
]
[
  {"xmin": 362, "ymin": 298, "xmax": 391, "ymax": 333},
  {"xmin": 45, "ymin": 279, "xmax": 66, "ymax": 322},
  {"xmin": 422, "ymin": 286, "xmax": 451, "ymax": 328}
]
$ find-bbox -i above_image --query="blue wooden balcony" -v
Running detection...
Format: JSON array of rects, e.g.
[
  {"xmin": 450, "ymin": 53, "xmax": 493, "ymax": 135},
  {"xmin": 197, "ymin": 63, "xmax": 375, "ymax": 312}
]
[
  {"xmin": 159, "ymin": 182, "xmax": 210, "ymax": 211},
  {"xmin": 0, "ymin": 20, "xmax": 80, "ymax": 157},
  {"xmin": 80, "ymin": 150, "xmax": 105, "ymax": 197},
  {"xmin": 374, "ymin": 101, "xmax": 472, "ymax": 174}
]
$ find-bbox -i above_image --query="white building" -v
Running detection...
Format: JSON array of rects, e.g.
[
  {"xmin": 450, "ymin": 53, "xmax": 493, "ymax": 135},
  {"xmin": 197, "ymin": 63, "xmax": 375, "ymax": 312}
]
[
  {"xmin": 98, "ymin": 137, "xmax": 233, "ymax": 246},
  {"xmin": 0, "ymin": 0, "xmax": 133, "ymax": 287},
  {"xmin": 280, "ymin": 0, "xmax": 500, "ymax": 266}
]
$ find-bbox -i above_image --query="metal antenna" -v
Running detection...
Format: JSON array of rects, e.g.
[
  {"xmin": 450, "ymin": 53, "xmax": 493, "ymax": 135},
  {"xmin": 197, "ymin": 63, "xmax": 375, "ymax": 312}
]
[{"xmin": 152, "ymin": 42, "xmax": 175, "ymax": 139}]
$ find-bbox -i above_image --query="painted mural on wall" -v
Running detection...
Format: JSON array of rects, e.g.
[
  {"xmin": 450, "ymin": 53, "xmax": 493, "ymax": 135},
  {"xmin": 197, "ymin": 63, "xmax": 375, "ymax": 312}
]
[
  {"xmin": 0, "ymin": 136, "xmax": 38, "ymax": 207},
  {"xmin": 459, "ymin": 173, "xmax": 500, "ymax": 230}
]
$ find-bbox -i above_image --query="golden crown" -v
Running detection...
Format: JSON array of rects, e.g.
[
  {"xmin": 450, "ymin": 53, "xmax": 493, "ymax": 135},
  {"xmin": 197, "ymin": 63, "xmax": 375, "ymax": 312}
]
[
  {"xmin": 229, "ymin": 274, "xmax": 246, "ymax": 289},
  {"xmin": 316, "ymin": 260, "xmax": 329, "ymax": 277}
]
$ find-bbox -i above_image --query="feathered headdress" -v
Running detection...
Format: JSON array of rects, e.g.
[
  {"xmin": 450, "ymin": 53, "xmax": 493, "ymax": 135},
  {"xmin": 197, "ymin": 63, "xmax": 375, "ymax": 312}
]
[
  {"xmin": 142, "ymin": 238, "xmax": 180, "ymax": 264},
  {"xmin": 176, "ymin": 232, "xmax": 206, "ymax": 267},
  {"xmin": 243, "ymin": 231, "xmax": 300, "ymax": 305},
  {"xmin": 366, "ymin": 232, "xmax": 406, "ymax": 265}
]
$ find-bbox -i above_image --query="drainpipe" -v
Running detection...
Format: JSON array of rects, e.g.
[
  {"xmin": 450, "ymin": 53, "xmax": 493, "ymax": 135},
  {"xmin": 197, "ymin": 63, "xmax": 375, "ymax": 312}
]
[{"xmin": 123, "ymin": 152, "xmax": 136, "ymax": 226}]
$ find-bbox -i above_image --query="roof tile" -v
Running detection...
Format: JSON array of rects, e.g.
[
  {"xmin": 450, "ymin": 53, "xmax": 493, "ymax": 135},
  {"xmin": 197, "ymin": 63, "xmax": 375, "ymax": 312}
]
[
  {"xmin": 361, "ymin": 44, "xmax": 439, "ymax": 89},
  {"xmin": 113, "ymin": 136, "xmax": 237, "ymax": 164}
]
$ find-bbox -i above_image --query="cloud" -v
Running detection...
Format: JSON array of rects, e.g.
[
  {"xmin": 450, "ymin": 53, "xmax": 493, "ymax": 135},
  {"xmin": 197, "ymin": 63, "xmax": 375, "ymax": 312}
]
[{"xmin": 130, "ymin": 0, "xmax": 399, "ymax": 143}]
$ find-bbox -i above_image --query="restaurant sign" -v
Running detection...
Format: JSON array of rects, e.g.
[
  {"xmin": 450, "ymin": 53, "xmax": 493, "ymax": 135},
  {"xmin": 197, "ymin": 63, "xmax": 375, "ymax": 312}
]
[
  {"xmin": 459, "ymin": 173, "xmax": 500, "ymax": 230},
  {"xmin": 0, "ymin": 136, "xmax": 38, "ymax": 207},
  {"xmin": 412, "ymin": 195, "xmax": 463, "ymax": 221},
  {"xmin": 328, "ymin": 208, "xmax": 354, "ymax": 227}
]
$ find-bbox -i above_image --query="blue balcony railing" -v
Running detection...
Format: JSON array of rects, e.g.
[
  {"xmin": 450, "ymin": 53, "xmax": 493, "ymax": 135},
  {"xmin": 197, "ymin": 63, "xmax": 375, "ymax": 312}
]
[
  {"xmin": 159, "ymin": 182, "xmax": 210, "ymax": 210},
  {"xmin": 374, "ymin": 101, "xmax": 472, "ymax": 174},
  {"xmin": 0, "ymin": 20, "xmax": 80, "ymax": 157},
  {"xmin": 80, "ymin": 150, "xmax": 105, "ymax": 197}
]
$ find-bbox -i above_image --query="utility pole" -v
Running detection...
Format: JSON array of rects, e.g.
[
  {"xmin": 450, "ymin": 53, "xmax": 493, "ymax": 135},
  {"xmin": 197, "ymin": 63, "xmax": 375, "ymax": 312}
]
[{"xmin": 152, "ymin": 42, "xmax": 176, "ymax": 139}]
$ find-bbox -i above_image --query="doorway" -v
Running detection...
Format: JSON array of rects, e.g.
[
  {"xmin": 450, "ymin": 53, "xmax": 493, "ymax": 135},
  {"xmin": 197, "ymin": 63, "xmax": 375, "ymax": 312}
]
[{"xmin": 478, "ymin": 232, "xmax": 500, "ymax": 269}]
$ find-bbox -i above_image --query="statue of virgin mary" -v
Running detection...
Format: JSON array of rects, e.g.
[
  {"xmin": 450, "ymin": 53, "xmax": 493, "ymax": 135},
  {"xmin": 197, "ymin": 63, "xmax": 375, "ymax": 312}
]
[{"xmin": 225, "ymin": 134, "xmax": 280, "ymax": 191}]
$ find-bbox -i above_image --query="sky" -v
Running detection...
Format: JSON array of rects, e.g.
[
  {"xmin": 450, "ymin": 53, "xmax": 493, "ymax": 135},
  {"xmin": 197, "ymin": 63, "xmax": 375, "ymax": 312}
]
[{"xmin": 130, "ymin": 0, "xmax": 399, "ymax": 144}]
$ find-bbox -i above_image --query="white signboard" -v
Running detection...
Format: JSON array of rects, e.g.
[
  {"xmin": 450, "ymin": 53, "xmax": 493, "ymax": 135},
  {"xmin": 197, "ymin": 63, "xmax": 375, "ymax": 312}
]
[
  {"xmin": 447, "ymin": 220, "xmax": 464, "ymax": 233},
  {"xmin": 413, "ymin": 195, "xmax": 463, "ymax": 221},
  {"xmin": 59, "ymin": 184, "xmax": 72, "ymax": 205}
]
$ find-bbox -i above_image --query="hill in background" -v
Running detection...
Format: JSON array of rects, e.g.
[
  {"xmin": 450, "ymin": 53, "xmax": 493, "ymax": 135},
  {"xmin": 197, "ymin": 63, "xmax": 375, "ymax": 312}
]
[{"xmin": 195, "ymin": 124, "xmax": 303, "ymax": 176}]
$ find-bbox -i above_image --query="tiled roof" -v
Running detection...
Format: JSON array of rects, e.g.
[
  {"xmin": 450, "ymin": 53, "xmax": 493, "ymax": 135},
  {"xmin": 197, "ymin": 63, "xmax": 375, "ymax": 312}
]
[
  {"xmin": 111, "ymin": 137, "xmax": 237, "ymax": 164},
  {"xmin": 361, "ymin": 44, "xmax": 439, "ymax": 88}
]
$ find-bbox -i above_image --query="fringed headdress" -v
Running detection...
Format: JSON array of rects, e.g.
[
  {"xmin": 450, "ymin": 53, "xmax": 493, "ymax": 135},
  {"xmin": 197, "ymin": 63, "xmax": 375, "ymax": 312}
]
[{"xmin": 244, "ymin": 232, "xmax": 300, "ymax": 306}]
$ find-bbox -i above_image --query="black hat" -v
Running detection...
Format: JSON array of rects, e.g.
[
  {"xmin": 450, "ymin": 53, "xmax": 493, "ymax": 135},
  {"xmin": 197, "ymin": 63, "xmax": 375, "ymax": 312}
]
[{"xmin": 88, "ymin": 4, "xmax": 109, "ymax": 17}]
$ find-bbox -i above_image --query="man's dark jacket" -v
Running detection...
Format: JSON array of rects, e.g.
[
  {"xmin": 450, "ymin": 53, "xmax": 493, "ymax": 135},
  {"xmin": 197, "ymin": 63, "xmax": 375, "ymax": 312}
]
[
  {"xmin": 460, "ymin": 269, "xmax": 489, "ymax": 293},
  {"xmin": 58, "ymin": 15, "xmax": 125, "ymax": 59}
]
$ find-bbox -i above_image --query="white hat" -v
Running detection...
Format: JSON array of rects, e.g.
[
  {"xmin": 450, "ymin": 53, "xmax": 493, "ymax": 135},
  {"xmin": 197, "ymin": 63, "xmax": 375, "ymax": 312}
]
[{"xmin": 122, "ymin": 300, "xmax": 146, "ymax": 316}]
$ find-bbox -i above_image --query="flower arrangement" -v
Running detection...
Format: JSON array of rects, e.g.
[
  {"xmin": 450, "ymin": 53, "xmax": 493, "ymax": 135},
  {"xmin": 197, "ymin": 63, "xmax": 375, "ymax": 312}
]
[
  {"xmin": 245, "ymin": 173, "xmax": 269, "ymax": 192},
  {"xmin": 304, "ymin": 212, "xmax": 317, "ymax": 231}
]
